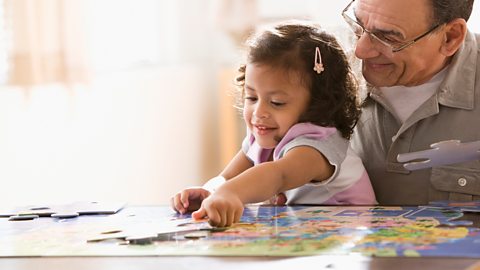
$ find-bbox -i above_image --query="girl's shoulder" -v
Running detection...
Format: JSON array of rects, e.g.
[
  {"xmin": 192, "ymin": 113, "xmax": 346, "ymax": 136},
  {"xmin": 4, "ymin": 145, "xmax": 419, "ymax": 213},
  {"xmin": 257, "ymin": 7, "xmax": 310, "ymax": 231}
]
[
  {"xmin": 282, "ymin": 123, "xmax": 339, "ymax": 143},
  {"xmin": 274, "ymin": 123, "xmax": 348, "ymax": 162}
]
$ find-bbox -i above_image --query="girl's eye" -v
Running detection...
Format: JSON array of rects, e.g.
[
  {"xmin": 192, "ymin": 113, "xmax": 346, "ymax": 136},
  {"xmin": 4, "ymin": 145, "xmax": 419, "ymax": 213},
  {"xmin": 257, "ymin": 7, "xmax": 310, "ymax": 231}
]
[
  {"xmin": 271, "ymin": 101, "xmax": 286, "ymax": 106},
  {"xmin": 245, "ymin": 96, "xmax": 257, "ymax": 102}
]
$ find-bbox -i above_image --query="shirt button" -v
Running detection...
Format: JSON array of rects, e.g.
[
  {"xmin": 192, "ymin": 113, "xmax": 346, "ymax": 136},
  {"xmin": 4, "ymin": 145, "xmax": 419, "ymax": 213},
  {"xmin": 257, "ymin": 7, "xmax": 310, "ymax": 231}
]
[{"xmin": 457, "ymin": 177, "xmax": 467, "ymax": 187}]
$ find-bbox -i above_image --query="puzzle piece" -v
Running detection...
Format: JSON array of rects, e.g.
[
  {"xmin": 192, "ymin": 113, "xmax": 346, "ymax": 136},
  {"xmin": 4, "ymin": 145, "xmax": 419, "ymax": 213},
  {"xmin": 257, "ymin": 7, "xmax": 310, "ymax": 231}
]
[
  {"xmin": 397, "ymin": 140, "xmax": 480, "ymax": 171},
  {"xmin": 426, "ymin": 200, "xmax": 480, "ymax": 213},
  {"xmin": 86, "ymin": 216, "xmax": 227, "ymax": 245},
  {"xmin": 51, "ymin": 213, "xmax": 80, "ymax": 219},
  {"xmin": 8, "ymin": 214, "xmax": 39, "ymax": 221},
  {"xmin": 442, "ymin": 220, "xmax": 474, "ymax": 226},
  {"xmin": 417, "ymin": 200, "xmax": 480, "ymax": 227},
  {"xmin": 0, "ymin": 201, "xmax": 125, "ymax": 221}
]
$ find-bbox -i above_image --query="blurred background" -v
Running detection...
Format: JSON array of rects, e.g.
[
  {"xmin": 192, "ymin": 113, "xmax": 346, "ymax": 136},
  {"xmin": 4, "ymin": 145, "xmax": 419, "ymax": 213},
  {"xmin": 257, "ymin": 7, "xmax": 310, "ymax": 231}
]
[{"xmin": 0, "ymin": 0, "xmax": 479, "ymax": 207}]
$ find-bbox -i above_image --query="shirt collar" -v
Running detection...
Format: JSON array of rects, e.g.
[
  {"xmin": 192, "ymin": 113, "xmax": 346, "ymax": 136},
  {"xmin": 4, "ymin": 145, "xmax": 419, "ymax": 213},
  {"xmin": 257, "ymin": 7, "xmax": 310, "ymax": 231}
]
[{"xmin": 437, "ymin": 30, "xmax": 477, "ymax": 110}]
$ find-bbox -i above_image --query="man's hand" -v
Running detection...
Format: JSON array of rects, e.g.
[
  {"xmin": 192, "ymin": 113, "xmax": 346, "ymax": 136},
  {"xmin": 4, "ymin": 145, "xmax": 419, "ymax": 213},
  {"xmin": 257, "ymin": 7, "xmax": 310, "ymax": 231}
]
[
  {"xmin": 192, "ymin": 192, "xmax": 244, "ymax": 227},
  {"xmin": 170, "ymin": 187, "xmax": 211, "ymax": 214}
]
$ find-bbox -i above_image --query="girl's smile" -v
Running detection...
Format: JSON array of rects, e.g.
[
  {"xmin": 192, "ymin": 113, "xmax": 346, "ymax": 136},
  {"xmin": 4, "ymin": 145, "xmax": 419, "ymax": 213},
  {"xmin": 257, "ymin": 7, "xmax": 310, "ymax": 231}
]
[{"xmin": 253, "ymin": 124, "xmax": 276, "ymax": 136}]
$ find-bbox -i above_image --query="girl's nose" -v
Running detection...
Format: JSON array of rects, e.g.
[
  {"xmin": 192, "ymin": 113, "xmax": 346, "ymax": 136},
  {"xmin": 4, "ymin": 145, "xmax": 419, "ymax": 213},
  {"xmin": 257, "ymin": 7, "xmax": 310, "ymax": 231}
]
[{"xmin": 253, "ymin": 103, "xmax": 270, "ymax": 119}]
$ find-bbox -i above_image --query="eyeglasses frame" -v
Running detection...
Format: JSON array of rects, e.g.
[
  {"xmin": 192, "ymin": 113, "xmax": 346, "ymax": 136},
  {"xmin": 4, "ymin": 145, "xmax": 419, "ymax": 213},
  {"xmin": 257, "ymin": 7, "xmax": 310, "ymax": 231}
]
[{"xmin": 341, "ymin": 0, "xmax": 442, "ymax": 53}]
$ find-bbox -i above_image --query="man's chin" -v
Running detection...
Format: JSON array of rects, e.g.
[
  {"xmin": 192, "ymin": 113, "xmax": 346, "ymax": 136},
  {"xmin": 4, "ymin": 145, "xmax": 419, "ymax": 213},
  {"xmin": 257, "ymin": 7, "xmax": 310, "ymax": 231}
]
[{"xmin": 363, "ymin": 74, "xmax": 394, "ymax": 88}]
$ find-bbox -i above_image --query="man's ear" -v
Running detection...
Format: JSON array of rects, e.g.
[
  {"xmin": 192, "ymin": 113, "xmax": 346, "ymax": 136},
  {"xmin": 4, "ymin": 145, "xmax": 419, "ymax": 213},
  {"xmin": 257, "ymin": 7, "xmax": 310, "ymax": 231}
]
[{"xmin": 440, "ymin": 18, "xmax": 468, "ymax": 56}]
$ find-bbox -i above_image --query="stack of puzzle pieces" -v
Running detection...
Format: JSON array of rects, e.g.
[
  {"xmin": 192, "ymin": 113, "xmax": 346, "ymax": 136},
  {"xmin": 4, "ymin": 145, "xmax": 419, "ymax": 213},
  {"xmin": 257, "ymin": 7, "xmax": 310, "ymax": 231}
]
[{"xmin": 0, "ymin": 201, "xmax": 125, "ymax": 221}]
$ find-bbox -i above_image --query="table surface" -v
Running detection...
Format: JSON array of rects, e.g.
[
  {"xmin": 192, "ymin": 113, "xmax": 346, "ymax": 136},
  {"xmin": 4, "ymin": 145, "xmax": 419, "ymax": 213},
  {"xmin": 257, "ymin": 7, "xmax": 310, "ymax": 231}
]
[
  {"xmin": 1, "ymin": 204, "xmax": 480, "ymax": 270},
  {"xmin": 0, "ymin": 256, "xmax": 479, "ymax": 270}
]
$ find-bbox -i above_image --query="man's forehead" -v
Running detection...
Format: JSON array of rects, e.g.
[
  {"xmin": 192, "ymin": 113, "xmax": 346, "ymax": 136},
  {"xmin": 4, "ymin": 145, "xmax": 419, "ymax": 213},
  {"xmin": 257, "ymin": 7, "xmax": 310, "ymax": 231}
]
[{"xmin": 355, "ymin": 0, "xmax": 432, "ymax": 28}]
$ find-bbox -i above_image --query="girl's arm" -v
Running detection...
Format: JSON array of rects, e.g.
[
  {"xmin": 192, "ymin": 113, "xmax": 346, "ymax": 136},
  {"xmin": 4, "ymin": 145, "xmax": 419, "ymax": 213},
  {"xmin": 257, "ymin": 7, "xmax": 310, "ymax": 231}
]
[
  {"xmin": 222, "ymin": 145, "xmax": 333, "ymax": 203},
  {"xmin": 193, "ymin": 145, "xmax": 333, "ymax": 226},
  {"xmin": 171, "ymin": 150, "xmax": 252, "ymax": 214},
  {"xmin": 202, "ymin": 150, "xmax": 253, "ymax": 192},
  {"xmin": 220, "ymin": 150, "xmax": 254, "ymax": 180}
]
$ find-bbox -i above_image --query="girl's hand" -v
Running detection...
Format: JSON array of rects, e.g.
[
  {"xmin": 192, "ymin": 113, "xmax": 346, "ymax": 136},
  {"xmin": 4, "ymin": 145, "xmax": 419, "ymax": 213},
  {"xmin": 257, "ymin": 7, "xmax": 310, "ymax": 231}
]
[
  {"xmin": 191, "ymin": 192, "xmax": 244, "ymax": 227},
  {"xmin": 170, "ymin": 187, "xmax": 211, "ymax": 214},
  {"xmin": 263, "ymin": 192, "xmax": 288, "ymax": 205},
  {"xmin": 272, "ymin": 192, "xmax": 287, "ymax": 205}
]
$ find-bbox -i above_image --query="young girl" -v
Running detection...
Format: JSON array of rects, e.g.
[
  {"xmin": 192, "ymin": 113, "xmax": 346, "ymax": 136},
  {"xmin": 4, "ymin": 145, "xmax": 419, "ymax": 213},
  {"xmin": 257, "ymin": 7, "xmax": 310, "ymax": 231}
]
[{"xmin": 171, "ymin": 21, "xmax": 376, "ymax": 227}]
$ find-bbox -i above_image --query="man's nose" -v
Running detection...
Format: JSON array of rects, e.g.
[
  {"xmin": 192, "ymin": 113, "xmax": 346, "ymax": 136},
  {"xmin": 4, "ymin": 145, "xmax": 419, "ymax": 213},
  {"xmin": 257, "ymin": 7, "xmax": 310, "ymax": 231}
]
[{"xmin": 354, "ymin": 33, "xmax": 382, "ymax": 60}]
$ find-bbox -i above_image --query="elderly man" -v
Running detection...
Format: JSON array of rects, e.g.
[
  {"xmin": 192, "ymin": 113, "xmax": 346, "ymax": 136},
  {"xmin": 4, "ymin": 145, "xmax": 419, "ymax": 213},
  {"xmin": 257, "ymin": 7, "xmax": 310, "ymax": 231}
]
[{"xmin": 345, "ymin": 0, "xmax": 479, "ymax": 205}]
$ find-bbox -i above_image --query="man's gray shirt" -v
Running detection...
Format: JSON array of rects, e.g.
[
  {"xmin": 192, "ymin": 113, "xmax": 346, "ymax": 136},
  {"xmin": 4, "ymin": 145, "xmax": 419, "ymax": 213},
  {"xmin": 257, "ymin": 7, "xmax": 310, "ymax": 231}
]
[{"xmin": 351, "ymin": 30, "xmax": 480, "ymax": 205}]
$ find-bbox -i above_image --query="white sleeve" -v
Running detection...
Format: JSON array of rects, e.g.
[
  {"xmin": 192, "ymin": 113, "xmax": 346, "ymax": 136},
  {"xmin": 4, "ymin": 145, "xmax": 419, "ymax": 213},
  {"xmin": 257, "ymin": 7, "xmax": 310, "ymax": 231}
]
[{"xmin": 202, "ymin": 175, "xmax": 226, "ymax": 193}]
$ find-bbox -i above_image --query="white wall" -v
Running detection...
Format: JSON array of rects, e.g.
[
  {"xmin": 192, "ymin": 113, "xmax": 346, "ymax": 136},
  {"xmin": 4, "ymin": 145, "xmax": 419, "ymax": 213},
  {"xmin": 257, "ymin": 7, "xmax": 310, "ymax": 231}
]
[
  {"xmin": 470, "ymin": 0, "xmax": 480, "ymax": 33},
  {"xmin": 0, "ymin": 67, "xmax": 217, "ymax": 207}
]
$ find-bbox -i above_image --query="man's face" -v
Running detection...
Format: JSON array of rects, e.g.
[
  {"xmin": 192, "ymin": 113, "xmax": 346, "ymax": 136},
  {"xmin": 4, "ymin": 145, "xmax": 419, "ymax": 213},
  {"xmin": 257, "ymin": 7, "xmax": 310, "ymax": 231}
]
[{"xmin": 352, "ymin": 0, "xmax": 448, "ymax": 87}]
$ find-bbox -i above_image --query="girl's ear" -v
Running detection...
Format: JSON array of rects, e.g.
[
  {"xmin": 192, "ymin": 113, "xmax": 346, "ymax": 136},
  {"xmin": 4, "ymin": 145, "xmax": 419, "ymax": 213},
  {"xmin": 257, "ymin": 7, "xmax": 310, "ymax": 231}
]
[{"xmin": 440, "ymin": 18, "xmax": 468, "ymax": 57}]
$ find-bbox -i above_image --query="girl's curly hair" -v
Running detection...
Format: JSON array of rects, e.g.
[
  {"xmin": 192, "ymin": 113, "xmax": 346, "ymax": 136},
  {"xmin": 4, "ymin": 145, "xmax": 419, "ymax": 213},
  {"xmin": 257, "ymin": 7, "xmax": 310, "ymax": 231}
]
[{"xmin": 234, "ymin": 21, "xmax": 360, "ymax": 139}]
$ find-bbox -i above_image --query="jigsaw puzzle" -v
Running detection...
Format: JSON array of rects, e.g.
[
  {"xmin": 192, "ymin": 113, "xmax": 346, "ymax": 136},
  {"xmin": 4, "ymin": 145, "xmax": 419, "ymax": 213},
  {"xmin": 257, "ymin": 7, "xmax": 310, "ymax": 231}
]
[
  {"xmin": 0, "ymin": 201, "xmax": 125, "ymax": 221},
  {"xmin": 0, "ymin": 202, "xmax": 479, "ymax": 257}
]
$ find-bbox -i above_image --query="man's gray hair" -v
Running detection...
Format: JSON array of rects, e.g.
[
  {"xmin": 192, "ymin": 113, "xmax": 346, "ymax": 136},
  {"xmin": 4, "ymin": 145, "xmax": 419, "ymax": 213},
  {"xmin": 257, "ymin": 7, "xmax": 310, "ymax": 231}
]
[{"xmin": 430, "ymin": 0, "xmax": 474, "ymax": 25}]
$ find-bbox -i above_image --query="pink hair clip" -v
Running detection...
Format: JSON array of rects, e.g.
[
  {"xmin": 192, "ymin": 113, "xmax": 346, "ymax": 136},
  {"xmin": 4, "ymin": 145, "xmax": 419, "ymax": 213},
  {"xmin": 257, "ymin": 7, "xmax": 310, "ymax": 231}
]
[{"xmin": 313, "ymin": 46, "xmax": 324, "ymax": 74}]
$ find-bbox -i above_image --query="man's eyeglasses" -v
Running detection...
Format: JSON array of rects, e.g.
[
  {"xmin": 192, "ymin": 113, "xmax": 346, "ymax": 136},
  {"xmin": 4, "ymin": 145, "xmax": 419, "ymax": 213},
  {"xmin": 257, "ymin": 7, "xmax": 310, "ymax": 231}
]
[{"xmin": 341, "ymin": 0, "xmax": 442, "ymax": 53}]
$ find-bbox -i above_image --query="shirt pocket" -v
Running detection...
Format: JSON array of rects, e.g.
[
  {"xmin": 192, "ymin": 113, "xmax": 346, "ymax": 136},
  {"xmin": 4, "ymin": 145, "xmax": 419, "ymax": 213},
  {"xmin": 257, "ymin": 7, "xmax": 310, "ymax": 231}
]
[{"xmin": 430, "ymin": 165, "xmax": 480, "ymax": 196}]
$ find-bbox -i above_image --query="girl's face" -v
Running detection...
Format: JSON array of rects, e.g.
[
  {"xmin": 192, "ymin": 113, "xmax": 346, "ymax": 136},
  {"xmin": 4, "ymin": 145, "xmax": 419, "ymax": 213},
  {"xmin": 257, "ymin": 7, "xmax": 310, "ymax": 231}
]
[{"xmin": 243, "ymin": 63, "xmax": 310, "ymax": 149}]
